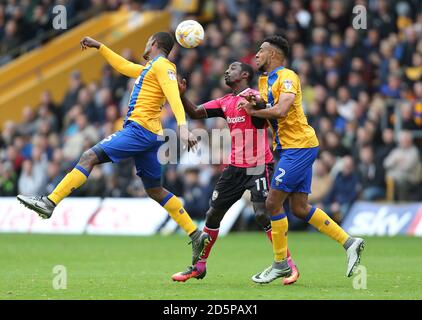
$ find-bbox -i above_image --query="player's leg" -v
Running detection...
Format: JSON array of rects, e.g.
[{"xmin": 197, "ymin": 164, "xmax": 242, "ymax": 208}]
[
  {"xmin": 287, "ymin": 146, "xmax": 364, "ymax": 276},
  {"xmin": 134, "ymin": 147, "xmax": 209, "ymax": 266},
  {"xmin": 17, "ymin": 143, "xmax": 110, "ymax": 219},
  {"xmin": 247, "ymin": 163, "xmax": 283, "ymax": 241},
  {"xmin": 172, "ymin": 166, "xmax": 244, "ymax": 282},
  {"xmin": 248, "ymin": 162, "xmax": 298, "ymax": 283},
  {"xmin": 145, "ymin": 185, "xmax": 210, "ymax": 265},
  {"xmin": 172, "ymin": 206, "xmax": 228, "ymax": 282},
  {"xmin": 198, "ymin": 166, "xmax": 248, "ymax": 266},
  {"xmin": 252, "ymin": 188, "xmax": 292, "ymax": 283},
  {"xmin": 252, "ymin": 201, "xmax": 272, "ymax": 240},
  {"xmin": 290, "ymin": 192, "xmax": 364, "ymax": 277},
  {"xmin": 252, "ymin": 200, "xmax": 300, "ymax": 285}
]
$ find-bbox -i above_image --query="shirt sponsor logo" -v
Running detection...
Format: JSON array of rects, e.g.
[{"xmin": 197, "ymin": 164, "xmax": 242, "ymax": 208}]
[{"xmin": 227, "ymin": 116, "xmax": 246, "ymax": 124}]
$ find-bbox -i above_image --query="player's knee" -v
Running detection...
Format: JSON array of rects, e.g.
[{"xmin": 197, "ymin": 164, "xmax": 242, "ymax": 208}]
[
  {"xmin": 79, "ymin": 149, "xmax": 99, "ymax": 169},
  {"xmin": 205, "ymin": 207, "xmax": 225, "ymax": 229},
  {"xmin": 254, "ymin": 209, "xmax": 270, "ymax": 226},
  {"xmin": 265, "ymin": 198, "xmax": 281, "ymax": 216},
  {"xmin": 291, "ymin": 201, "xmax": 311, "ymax": 219},
  {"xmin": 145, "ymin": 187, "xmax": 166, "ymax": 202}
]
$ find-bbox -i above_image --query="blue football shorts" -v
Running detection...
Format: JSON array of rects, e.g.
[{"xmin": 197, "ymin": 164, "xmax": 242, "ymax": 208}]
[
  {"xmin": 271, "ymin": 146, "xmax": 319, "ymax": 194},
  {"xmin": 93, "ymin": 121, "xmax": 163, "ymax": 189}
]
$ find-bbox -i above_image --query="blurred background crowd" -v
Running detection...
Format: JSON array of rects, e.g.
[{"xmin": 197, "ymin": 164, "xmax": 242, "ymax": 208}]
[{"xmin": 1, "ymin": 0, "xmax": 422, "ymax": 229}]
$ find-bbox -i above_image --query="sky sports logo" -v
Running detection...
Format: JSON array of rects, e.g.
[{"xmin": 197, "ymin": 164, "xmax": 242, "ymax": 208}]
[
  {"xmin": 226, "ymin": 116, "xmax": 246, "ymax": 124},
  {"xmin": 342, "ymin": 202, "xmax": 422, "ymax": 236}
]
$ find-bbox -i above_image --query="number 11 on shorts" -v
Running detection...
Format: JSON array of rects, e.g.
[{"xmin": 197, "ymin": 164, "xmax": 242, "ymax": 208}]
[{"xmin": 255, "ymin": 177, "xmax": 267, "ymax": 191}]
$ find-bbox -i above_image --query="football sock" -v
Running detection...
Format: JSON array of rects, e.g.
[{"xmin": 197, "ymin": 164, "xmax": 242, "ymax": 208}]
[
  {"xmin": 271, "ymin": 213, "xmax": 288, "ymax": 262},
  {"xmin": 306, "ymin": 207, "xmax": 350, "ymax": 246},
  {"xmin": 196, "ymin": 226, "xmax": 219, "ymax": 272},
  {"xmin": 265, "ymin": 228, "xmax": 272, "ymax": 241},
  {"xmin": 48, "ymin": 165, "xmax": 89, "ymax": 205},
  {"xmin": 160, "ymin": 193, "xmax": 197, "ymax": 235},
  {"xmin": 265, "ymin": 228, "xmax": 292, "ymax": 258}
]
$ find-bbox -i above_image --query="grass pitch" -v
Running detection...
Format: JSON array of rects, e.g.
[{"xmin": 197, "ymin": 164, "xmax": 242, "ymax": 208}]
[{"xmin": 0, "ymin": 232, "xmax": 421, "ymax": 300}]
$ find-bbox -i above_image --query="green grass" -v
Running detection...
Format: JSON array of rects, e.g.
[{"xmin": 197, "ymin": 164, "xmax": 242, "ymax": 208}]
[{"xmin": 0, "ymin": 232, "xmax": 421, "ymax": 300}]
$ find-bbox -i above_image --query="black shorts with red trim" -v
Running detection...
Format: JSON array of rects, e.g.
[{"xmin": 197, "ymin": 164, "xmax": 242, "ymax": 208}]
[{"xmin": 210, "ymin": 163, "xmax": 274, "ymax": 210}]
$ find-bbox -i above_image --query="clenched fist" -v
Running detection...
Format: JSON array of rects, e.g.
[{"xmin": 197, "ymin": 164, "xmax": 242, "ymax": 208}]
[{"xmin": 80, "ymin": 36, "xmax": 101, "ymax": 50}]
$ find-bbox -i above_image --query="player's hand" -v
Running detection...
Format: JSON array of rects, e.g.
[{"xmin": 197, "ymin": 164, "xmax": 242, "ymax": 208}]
[
  {"xmin": 177, "ymin": 77, "xmax": 187, "ymax": 96},
  {"xmin": 240, "ymin": 93, "xmax": 266, "ymax": 108},
  {"xmin": 187, "ymin": 131, "xmax": 198, "ymax": 152},
  {"xmin": 238, "ymin": 100, "xmax": 255, "ymax": 116},
  {"xmin": 80, "ymin": 36, "xmax": 101, "ymax": 50},
  {"xmin": 240, "ymin": 92, "xmax": 258, "ymax": 103},
  {"xmin": 179, "ymin": 125, "xmax": 198, "ymax": 152}
]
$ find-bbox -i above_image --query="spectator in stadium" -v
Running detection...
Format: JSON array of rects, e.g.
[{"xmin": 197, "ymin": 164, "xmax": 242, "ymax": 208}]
[
  {"xmin": 18, "ymin": 159, "xmax": 46, "ymax": 196},
  {"xmin": 357, "ymin": 145, "xmax": 386, "ymax": 201},
  {"xmin": 323, "ymin": 155, "xmax": 360, "ymax": 221},
  {"xmin": 162, "ymin": 165, "xmax": 184, "ymax": 197},
  {"xmin": 62, "ymin": 113, "xmax": 99, "ymax": 162},
  {"xmin": 81, "ymin": 166, "xmax": 108, "ymax": 197},
  {"xmin": 384, "ymin": 130, "xmax": 421, "ymax": 201},
  {"xmin": 45, "ymin": 161, "xmax": 65, "ymax": 195},
  {"xmin": 309, "ymin": 158, "xmax": 332, "ymax": 205},
  {"xmin": 62, "ymin": 71, "xmax": 84, "ymax": 116},
  {"xmin": 181, "ymin": 168, "xmax": 209, "ymax": 221},
  {"xmin": 376, "ymin": 128, "xmax": 396, "ymax": 163},
  {"xmin": 0, "ymin": 161, "xmax": 17, "ymax": 196},
  {"xmin": 17, "ymin": 106, "xmax": 38, "ymax": 137}
]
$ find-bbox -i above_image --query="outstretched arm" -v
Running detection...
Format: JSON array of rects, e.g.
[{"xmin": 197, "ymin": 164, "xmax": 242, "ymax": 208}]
[
  {"xmin": 155, "ymin": 62, "xmax": 197, "ymax": 150},
  {"xmin": 80, "ymin": 36, "xmax": 144, "ymax": 78},
  {"xmin": 178, "ymin": 78, "xmax": 207, "ymax": 119}
]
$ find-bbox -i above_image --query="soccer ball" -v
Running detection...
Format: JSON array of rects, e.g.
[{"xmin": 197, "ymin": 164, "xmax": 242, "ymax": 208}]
[{"xmin": 175, "ymin": 20, "xmax": 204, "ymax": 49}]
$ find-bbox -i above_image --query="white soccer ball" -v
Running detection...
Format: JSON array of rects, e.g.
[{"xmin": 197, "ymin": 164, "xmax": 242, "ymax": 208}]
[{"xmin": 175, "ymin": 20, "xmax": 204, "ymax": 49}]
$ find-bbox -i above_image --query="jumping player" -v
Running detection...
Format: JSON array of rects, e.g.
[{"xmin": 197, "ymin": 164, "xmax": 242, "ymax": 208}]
[
  {"xmin": 17, "ymin": 33, "xmax": 210, "ymax": 267},
  {"xmin": 238, "ymin": 36, "xmax": 364, "ymax": 283},
  {"xmin": 171, "ymin": 62, "xmax": 299, "ymax": 284}
]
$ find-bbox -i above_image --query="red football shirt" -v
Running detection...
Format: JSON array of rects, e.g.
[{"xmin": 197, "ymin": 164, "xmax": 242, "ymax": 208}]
[{"xmin": 202, "ymin": 88, "xmax": 273, "ymax": 168}]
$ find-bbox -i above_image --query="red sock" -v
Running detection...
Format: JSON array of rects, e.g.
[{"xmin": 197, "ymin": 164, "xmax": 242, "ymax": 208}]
[
  {"xmin": 266, "ymin": 229, "xmax": 272, "ymax": 241},
  {"xmin": 201, "ymin": 226, "xmax": 219, "ymax": 259},
  {"xmin": 196, "ymin": 226, "xmax": 219, "ymax": 272},
  {"xmin": 266, "ymin": 228, "xmax": 291, "ymax": 258}
]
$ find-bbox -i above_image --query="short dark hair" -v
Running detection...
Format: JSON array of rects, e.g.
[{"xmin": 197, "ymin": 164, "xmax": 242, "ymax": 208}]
[
  {"xmin": 153, "ymin": 32, "xmax": 174, "ymax": 56},
  {"xmin": 240, "ymin": 63, "xmax": 254, "ymax": 83},
  {"xmin": 263, "ymin": 35, "xmax": 290, "ymax": 57}
]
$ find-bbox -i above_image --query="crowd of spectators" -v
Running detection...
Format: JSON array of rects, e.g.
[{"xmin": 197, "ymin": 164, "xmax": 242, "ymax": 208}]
[
  {"xmin": 0, "ymin": 0, "xmax": 168, "ymax": 65},
  {"xmin": 1, "ymin": 0, "xmax": 422, "ymax": 228}
]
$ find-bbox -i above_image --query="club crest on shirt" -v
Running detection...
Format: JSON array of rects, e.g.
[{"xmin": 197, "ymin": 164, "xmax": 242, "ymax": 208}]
[
  {"xmin": 212, "ymin": 190, "xmax": 219, "ymax": 201},
  {"xmin": 283, "ymin": 80, "xmax": 293, "ymax": 90},
  {"xmin": 168, "ymin": 69, "xmax": 176, "ymax": 81}
]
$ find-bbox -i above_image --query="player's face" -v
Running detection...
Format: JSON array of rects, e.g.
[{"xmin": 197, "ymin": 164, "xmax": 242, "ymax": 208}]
[
  {"xmin": 224, "ymin": 62, "xmax": 242, "ymax": 86},
  {"xmin": 256, "ymin": 42, "xmax": 272, "ymax": 72},
  {"xmin": 143, "ymin": 36, "xmax": 155, "ymax": 60}
]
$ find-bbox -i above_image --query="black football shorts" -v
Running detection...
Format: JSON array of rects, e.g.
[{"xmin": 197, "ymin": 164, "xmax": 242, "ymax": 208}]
[{"xmin": 210, "ymin": 163, "xmax": 274, "ymax": 210}]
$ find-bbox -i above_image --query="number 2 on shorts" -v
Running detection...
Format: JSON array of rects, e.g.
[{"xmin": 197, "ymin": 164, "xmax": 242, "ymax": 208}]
[{"xmin": 275, "ymin": 168, "xmax": 286, "ymax": 183}]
